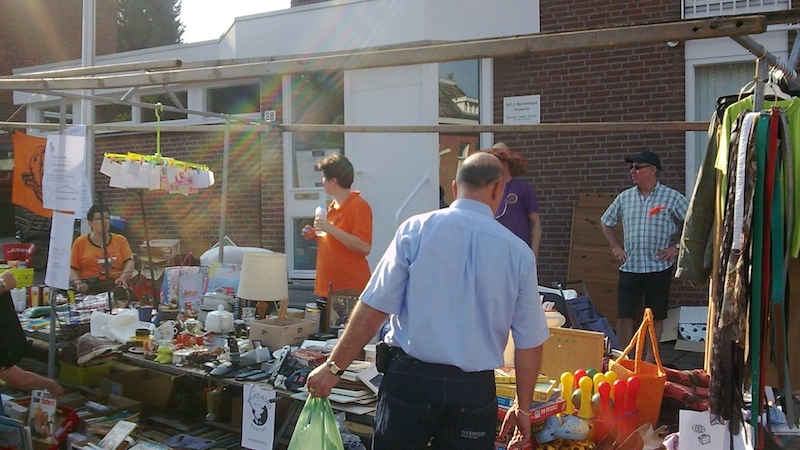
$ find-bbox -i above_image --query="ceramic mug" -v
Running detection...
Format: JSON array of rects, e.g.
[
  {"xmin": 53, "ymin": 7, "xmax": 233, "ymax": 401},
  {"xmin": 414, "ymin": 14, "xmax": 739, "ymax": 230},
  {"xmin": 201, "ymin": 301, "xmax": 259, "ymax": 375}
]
[
  {"xmin": 156, "ymin": 320, "xmax": 178, "ymax": 341},
  {"xmin": 184, "ymin": 318, "xmax": 201, "ymax": 334}
]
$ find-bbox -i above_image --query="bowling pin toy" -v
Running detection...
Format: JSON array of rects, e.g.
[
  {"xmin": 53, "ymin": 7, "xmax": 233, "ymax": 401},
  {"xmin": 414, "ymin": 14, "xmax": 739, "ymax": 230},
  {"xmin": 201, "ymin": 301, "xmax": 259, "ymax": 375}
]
[
  {"xmin": 592, "ymin": 372, "xmax": 607, "ymax": 393},
  {"xmin": 612, "ymin": 379, "xmax": 627, "ymax": 418},
  {"xmin": 591, "ymin": 381, "xmax": 613, "ymax": 442},
  {"xmin": 597, "ymin": 381, "xmax": 612, "ymax": 417},
  {"xmin": 561, "ymin": 371, "xmax": 575, "ymax": 415},
  {"xmin": 604, "ymin": 370, "xmax": 618, "ymax": 386},
  {"xmin": 577, "ymin": 376, "xmax": 595, "ymax": 419},
  {"xmin": 625, "ymin": 375, "xmax": 640, "ymax": 415},
  {"xmin": 574, "ymin": 369, "xmax": 587, "ymax": 390}
]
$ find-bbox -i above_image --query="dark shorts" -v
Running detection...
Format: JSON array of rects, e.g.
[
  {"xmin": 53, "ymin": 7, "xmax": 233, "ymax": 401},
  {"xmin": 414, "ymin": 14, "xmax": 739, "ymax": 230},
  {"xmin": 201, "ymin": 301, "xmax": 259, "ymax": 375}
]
[
  {"xmin": 372, "ymin": 348, "xmax": 497, "ymax": 450},
  {"xmin": 617, "ymin": 267, "xmax": 674, "ymax": 320}
]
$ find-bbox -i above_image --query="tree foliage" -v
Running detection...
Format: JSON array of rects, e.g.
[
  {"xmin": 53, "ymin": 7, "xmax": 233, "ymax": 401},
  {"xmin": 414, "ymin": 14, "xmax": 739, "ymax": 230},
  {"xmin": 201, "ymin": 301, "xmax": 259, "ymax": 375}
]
[{"xmin": 117, "ymin": 0, "xmax": 184, "ymax": 52}]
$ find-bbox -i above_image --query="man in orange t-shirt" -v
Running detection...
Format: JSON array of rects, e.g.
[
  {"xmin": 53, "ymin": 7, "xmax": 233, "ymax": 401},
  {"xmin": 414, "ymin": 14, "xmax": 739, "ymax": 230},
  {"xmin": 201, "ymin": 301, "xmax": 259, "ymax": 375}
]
[{"xmin": 302, "ymin": 154, "xmax": 372, "ymax": 324}]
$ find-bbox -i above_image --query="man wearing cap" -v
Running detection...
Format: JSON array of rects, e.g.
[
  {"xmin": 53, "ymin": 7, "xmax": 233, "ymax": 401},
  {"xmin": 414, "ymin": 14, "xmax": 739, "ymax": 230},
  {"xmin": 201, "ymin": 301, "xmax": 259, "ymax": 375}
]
[
  {"xmin": 485, "ymin": 143, "xmax": 542, "ymax": 259},
  {"xmin": 600, "ymin": 151, "xmax": 688, "ymax": 361}
]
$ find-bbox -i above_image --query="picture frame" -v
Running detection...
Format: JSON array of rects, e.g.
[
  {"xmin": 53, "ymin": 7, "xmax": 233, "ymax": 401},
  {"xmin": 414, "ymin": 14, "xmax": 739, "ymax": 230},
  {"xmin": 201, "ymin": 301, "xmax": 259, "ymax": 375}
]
[{"xmin": 325, "ymin": 287, "xmax": 361, "ymax": 333}]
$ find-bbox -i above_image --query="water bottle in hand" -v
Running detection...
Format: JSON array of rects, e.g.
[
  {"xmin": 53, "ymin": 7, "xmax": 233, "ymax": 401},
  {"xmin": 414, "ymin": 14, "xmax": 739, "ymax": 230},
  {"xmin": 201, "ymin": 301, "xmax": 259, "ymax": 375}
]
[{"xmin": 314, "ymin": 204, "xmax": 327, "ymax": 237}]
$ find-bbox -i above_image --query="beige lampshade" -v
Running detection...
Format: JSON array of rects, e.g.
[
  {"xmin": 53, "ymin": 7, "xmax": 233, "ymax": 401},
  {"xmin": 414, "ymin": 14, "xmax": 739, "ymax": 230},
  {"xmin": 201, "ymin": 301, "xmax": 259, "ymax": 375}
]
[{"xmin": 237, "ymin": 252, "xmax": 289, "ymax": 302}]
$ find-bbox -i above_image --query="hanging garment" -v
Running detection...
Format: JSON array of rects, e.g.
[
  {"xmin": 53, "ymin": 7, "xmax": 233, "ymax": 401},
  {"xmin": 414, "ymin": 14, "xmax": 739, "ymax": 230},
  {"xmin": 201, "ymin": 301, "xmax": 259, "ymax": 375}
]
[
  {"xmin": 709, "ymin": 111, "xmax": 758, "ymax": 429},
  {"xmin": 676, "ymin": 110, "xmax": 721, "ymax": 285}
]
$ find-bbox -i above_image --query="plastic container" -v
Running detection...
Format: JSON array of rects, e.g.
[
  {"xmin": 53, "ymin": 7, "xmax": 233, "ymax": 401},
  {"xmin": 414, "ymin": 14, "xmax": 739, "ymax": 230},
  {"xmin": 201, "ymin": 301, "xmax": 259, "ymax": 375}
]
[{"xmin": 59, "ymin": 362, "xmax": 112, "ymax": 387}]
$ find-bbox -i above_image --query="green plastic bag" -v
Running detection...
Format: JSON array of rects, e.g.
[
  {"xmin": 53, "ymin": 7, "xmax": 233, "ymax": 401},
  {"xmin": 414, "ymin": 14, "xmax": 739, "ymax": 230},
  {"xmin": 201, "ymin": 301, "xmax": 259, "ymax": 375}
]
[{"xmin": 287, "ymin": 396, "xmax": 345, "ymax": 450}]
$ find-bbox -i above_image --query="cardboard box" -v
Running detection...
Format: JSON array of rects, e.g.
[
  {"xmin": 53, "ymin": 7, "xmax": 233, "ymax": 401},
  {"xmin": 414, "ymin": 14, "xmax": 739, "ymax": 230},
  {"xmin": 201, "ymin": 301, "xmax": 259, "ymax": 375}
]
[
  {"xmin": 61, "ymin": 394, "xmax": 142, "ymax": 419},
  {"xmin": 98, "ymin": 369, "xmax": 174, "ymax": 408},
  {"xmin": 675, "ymin": 306, "xmax": 708, "ymax": 353},
  {"xmin": 249, "ymin": 317, "xmax": 316, "ymax": 350},
  {"xmin": 139, "ymin": 239, "xmax": 180, "ymax": 260}
]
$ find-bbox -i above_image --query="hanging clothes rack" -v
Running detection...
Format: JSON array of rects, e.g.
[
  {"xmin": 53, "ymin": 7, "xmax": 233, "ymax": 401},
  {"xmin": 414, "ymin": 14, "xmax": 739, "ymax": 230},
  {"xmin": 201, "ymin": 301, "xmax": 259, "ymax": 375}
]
[
  {"xmin": 732, "ymin": 35, "xmax": 799, "ymax": 110},
  {"xmin": 703, "ymin": 35, "xmax": 800, "ymax": 447}
]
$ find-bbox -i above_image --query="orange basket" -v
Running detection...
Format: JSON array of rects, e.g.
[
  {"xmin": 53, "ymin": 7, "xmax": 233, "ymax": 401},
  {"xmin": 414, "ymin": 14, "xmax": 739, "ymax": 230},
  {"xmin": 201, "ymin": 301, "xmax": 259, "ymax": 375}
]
[{"xmin": 608, "ymin": 308, "xmax": 666, "ymax": 427}]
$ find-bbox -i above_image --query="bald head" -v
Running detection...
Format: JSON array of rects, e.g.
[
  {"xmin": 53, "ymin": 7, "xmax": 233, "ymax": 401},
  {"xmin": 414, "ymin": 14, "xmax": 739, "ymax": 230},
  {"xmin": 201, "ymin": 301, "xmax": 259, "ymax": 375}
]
[{"xmin": 452, "ymin": 153, "xmax": 505, "ymax": 209}]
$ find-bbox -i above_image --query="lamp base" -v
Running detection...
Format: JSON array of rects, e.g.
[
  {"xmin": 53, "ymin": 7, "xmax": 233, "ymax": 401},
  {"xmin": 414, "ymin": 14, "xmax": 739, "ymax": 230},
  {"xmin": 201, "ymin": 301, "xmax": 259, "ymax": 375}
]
[{"xmin": 255, "ymin": 301, "xmax": 269, "ymax": 320}]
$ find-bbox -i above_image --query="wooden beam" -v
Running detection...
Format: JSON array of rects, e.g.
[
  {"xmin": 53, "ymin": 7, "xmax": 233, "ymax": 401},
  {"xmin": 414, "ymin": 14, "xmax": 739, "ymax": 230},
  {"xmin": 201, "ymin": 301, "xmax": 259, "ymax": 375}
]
[
  {"xmin": 10, "ymin": 59, "xmax": 183, "ymax": 78},
  {"xmin": 0, "ymin": 121, "xmax": 711, "ymax": 133},
  {"xmin": 0, "ymin": 15, "xmax": 766, "ymax": 91}
]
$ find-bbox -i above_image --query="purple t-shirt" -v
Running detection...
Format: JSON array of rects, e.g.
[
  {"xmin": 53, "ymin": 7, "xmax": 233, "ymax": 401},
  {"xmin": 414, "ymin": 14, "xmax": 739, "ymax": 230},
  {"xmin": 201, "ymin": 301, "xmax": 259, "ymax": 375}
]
[{"xmin": 494, "ymin": 178, "xmax": 539, "ymax": 246}]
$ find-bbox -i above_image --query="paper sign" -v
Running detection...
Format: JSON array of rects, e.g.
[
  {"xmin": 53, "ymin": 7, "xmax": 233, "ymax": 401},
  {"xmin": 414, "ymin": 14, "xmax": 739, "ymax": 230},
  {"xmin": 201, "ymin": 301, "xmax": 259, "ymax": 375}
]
[
  {"xmin": 241, "ymin": 384, "xmax": 276, "ymax": 450},
  {"xmin": 44, "ymin": 211, "xmax": 77, "ymax": 290},
  {"xmin": 679, "ymin": 410, "xmax": 753, "ymax": 450}
]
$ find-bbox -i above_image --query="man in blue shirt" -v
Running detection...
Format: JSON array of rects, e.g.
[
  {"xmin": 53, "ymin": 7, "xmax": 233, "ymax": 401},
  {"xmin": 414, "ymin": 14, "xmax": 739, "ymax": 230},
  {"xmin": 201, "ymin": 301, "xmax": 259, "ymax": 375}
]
[
  {"xmin": 601, "ymin": 151, "xmax": 688, "ymax": 362},
  {"xmin": 306, "ymin": 152, "xmax": 549, "ymax": 450}
]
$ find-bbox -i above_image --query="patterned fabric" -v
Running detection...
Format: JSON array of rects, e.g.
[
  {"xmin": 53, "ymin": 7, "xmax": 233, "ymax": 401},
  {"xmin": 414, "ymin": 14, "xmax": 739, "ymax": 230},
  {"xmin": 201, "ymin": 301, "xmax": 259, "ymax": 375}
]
[
  {"xmin": 718, "ymin": 112, "xmax": 757, "ymax": 337},
  {"xmin": 600, "ymin": 182, "xmax": 688, "ymax": 273}
]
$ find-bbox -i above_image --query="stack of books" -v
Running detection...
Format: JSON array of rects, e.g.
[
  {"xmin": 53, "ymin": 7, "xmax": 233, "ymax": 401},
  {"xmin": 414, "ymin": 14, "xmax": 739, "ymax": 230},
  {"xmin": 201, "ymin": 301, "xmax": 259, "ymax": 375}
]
[{"xmin": 494, "ymin": 368, "xmax": 564, "ymax": 423}]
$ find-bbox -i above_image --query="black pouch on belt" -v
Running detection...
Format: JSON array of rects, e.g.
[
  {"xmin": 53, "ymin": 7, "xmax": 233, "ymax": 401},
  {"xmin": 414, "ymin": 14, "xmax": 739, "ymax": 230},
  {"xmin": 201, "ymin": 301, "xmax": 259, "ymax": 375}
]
[{"xmin": 375, "ymin": 341, "xmax": 390, "ymax": 373}]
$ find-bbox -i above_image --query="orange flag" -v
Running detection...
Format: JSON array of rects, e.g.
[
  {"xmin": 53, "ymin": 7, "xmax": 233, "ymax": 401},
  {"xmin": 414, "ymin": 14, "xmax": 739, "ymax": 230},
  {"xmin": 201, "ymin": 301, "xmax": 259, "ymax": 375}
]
[{"xmin": 11, "ymin": 131, "xmax": 52, "ymax": 218}]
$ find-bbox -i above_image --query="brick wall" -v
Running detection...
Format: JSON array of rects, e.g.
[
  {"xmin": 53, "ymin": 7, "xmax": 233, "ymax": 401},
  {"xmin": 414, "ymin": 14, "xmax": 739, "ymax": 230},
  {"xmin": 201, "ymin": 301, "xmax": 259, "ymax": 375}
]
[
  {"xmin": 92, "ymin": 129, "xmax": 278, "ymax": 256},
  {"xmin": 492, "ymin": 0, "xmax": 707, "ymax": 307}
]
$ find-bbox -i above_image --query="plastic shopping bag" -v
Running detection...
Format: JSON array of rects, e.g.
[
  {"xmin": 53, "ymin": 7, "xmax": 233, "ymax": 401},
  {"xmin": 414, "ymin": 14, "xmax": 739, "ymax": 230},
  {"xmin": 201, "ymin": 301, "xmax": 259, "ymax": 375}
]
[{"xmin": 287, "ymin": 396, "xmax": 345, "ymax": 450}]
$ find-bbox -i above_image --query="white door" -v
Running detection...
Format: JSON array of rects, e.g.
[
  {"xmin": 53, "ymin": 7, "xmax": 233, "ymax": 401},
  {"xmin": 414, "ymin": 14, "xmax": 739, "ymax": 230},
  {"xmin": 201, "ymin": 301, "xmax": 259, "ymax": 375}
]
[{"xmin": 345, "ymin": 64, "xmax": 440, "ymax": 268}]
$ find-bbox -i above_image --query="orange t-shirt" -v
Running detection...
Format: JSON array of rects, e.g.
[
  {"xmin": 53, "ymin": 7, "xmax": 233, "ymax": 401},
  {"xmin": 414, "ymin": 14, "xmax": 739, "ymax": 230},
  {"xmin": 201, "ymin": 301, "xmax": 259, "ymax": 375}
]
[
  {"xmin": 70, "ymin": 233, "xmax": 134, "ymax": 280},
  {"xmin": 313, "ymin": 191, "xmax": 373, "ymax": 297}
]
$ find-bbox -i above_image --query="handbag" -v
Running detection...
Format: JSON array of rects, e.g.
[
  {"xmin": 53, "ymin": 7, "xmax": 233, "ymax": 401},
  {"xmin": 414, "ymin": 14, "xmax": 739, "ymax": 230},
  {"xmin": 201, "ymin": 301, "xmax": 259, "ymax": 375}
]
[
  {"xmin": 608, "ymin": 308, "xmax": 666, "ymax": 427},
  {"xmin": 0, "ymin": 291, "xmax": 31, "ymax": 369},
  {"xmin": 287, "ymin": 396, "xmax": 345, "ymax": 450},
  {"xmin": 160, "ymin": 254, "xmax": 208, "ymax": 309}
]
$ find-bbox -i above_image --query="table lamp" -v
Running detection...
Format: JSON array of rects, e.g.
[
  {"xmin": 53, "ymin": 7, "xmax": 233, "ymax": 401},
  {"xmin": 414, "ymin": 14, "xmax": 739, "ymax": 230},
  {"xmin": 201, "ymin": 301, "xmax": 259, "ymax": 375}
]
[{"xmin": 237, "ymin": 252, "xmax": 290, "ymax": 323}]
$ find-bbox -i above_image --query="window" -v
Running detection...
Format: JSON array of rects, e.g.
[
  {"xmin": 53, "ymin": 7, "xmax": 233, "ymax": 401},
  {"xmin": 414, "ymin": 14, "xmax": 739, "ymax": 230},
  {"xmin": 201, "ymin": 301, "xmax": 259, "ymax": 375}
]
[
  {"xmin": 96, "ymin": 103, "xmax": 132, "ymax": 123},
  {"xmin": 207, "ymin": 84, "xmax": 260, "ymax": 115},
  {"xmin": 683, "ymin": 0, "xmax": 789, "ymax": 18},
  {"xmin": 438, "ymin": 60, "xmax": 480, "ymax": 207},
  {"xmin": 42, "ymin": 104, "xmax": 73, "ymax": 124},
  {"xmin": 141, "ymin": 92, "xmax": 188, "ymax": 122}
]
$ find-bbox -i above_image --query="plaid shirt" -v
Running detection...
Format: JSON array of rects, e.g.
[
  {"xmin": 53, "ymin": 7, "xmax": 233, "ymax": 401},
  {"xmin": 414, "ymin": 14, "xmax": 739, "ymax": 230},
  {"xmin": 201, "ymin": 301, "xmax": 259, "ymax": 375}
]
[{"xmin": 601, "ymin": 182, "xmax": 688, "ymax": 273}]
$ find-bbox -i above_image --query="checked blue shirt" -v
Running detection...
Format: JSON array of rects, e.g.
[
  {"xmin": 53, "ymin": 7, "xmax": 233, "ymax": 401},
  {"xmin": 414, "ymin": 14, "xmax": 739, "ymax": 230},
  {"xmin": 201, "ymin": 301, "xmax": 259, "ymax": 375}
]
[{"xmin": 601, "ymin": 182, "xmax": 688, "ymax": 273}]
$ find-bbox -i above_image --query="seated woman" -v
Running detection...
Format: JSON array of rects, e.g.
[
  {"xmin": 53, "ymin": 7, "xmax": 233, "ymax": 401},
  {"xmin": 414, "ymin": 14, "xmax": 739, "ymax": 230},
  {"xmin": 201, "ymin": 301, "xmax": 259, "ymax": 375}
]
[
  {"xmin": 69, "ymin": 205, "xmax": 135, "ymax": 295},
  {"xmin": 0, "ymin": 271, "xmax": 64, "ymax": 398}
]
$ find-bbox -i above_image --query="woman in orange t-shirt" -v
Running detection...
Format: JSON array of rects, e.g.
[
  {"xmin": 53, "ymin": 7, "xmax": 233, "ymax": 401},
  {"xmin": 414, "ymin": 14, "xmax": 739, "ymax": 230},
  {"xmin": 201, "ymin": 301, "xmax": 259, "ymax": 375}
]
[
  {"xmin": 302, "ymin": 154, "xmax": 373, "ymax": 307},
  {"xmin": 69, "ymin": 205, "xmax": 135, "ymax": 294}
]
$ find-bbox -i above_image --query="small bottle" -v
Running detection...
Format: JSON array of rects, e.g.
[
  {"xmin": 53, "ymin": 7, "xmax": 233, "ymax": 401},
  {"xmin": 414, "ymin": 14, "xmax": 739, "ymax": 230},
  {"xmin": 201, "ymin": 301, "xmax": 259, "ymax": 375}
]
[{"xmin": 314, "ymin": 204, "xmax": 328, "ymax": 237}]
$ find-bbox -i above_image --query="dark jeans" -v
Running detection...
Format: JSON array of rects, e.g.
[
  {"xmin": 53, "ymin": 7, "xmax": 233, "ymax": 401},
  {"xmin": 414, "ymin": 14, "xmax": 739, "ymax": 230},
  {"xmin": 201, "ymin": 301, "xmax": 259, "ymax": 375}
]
[{"xmin": 372, "ymin": 348, "xmax": 497, "ymax": 450}]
